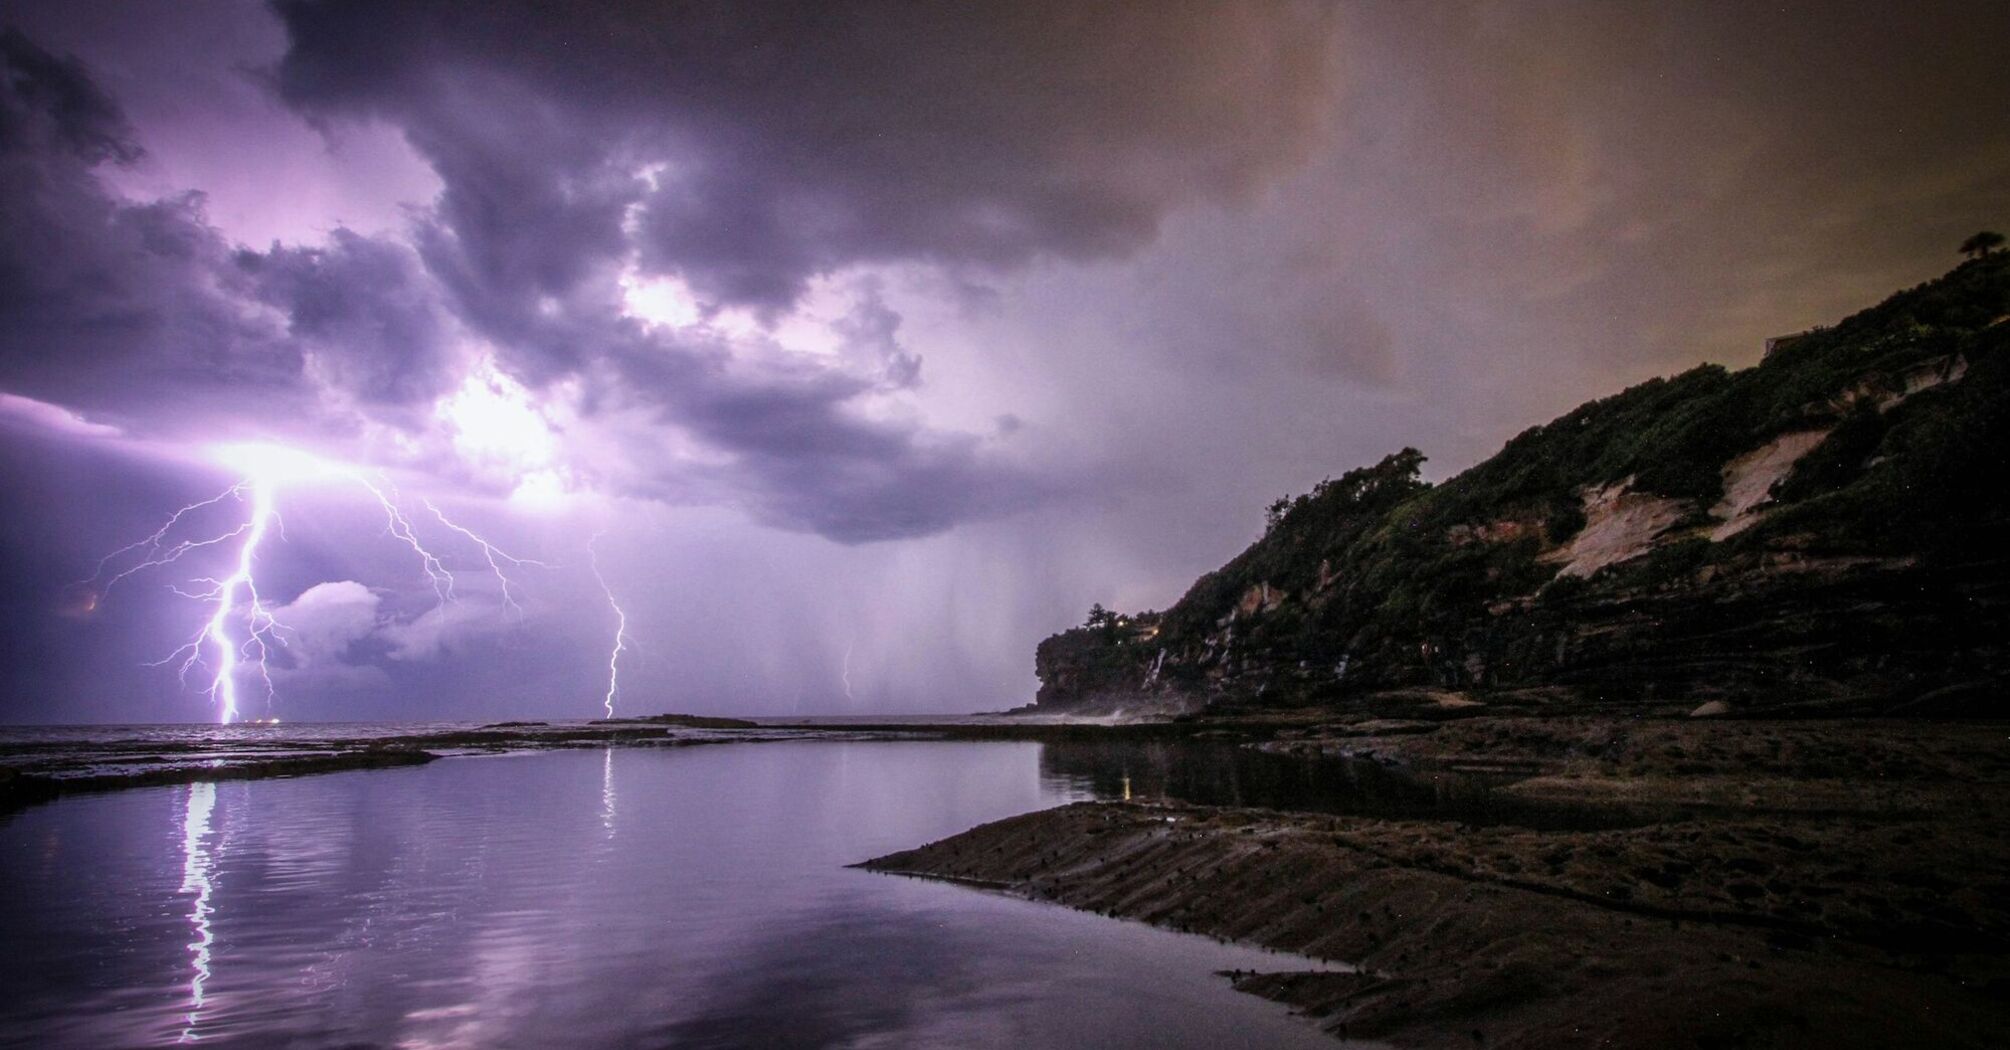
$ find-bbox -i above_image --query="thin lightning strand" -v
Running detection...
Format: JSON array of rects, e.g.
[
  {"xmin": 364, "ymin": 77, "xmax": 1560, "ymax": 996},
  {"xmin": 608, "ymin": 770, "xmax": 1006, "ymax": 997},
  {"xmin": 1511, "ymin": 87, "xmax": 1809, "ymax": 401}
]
[
  {"xmin": 88, "ymin": 484, "xmax": 250, "ymax": 595},
  {"xmin": 344, "ymin": 474, "xmax": 541, "ymax": 621},
  {"xmin": 351, "ymin": 474, "xmax": 456, "ymax": 605},
  {"xmin": 422, "ymin": 497, "xmax": 551, "ymax": 619},
  {"xmin": 841, "ymin": 640, "xmax": 854, "ymax": 701},
  {"xmin": 588, "ymin": 532, "xmax": 628, "ymax": 718}
]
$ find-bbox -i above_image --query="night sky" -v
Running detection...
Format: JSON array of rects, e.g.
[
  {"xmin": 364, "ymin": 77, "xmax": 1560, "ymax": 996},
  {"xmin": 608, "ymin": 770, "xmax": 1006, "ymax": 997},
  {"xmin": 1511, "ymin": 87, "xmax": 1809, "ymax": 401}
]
[{"xmin": 1, "ymin": 1, "xmax": 2005, "ymax": 723}]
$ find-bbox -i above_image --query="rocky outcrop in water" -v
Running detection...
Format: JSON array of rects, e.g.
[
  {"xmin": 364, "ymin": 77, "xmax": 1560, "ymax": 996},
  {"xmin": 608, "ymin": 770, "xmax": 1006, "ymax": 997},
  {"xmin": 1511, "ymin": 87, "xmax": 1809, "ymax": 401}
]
[
  {"xmin": 1036, "ymin": 257, "xmax": 2010, "ymax": 715},
  {"xmin": 863, "ymin": 716, "xmax": 2010, "ymax": 1049}
]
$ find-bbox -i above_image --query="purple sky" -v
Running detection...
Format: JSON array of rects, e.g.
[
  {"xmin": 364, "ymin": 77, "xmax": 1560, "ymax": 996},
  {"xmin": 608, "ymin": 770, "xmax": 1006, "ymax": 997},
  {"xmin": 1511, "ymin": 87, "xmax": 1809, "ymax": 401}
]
[{"xmin": 2, "ymin": 1, "xmax": 2005, "ymax": 723}]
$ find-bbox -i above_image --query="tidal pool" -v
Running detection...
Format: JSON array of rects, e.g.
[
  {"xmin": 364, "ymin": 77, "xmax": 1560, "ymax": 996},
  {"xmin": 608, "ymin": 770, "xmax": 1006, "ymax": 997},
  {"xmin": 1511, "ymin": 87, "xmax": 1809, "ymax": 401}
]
[{"xmin": 0, "ymin": 741, "xmax": 1349, "ymax": 1048}]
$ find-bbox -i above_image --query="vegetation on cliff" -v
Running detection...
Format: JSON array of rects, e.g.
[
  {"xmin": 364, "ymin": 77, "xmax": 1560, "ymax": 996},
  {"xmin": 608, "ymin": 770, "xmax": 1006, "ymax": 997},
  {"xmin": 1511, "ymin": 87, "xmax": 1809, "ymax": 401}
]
[{"xmin": 1038, "ymin": 254, "xmax": 2010, "ymax": 712}]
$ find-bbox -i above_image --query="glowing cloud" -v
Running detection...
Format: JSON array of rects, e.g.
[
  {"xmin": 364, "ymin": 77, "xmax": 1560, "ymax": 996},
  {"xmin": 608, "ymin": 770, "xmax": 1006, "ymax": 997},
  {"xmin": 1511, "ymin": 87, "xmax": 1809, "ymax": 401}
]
[{"xmin": 437, "ymin": 362, "xmax": 566, "ymax": 498}]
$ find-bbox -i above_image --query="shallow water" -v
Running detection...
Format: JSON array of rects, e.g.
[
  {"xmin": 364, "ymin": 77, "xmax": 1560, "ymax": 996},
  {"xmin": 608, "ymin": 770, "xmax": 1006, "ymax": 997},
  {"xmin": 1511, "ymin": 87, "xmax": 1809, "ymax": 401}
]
[
  {"xmin": 1041, "ymin": 739, "xmax": 1656, "ymax": 830},
  {"xmin": 0, "ymin": 741, "xmax": 1349, "ymax": 1049}
]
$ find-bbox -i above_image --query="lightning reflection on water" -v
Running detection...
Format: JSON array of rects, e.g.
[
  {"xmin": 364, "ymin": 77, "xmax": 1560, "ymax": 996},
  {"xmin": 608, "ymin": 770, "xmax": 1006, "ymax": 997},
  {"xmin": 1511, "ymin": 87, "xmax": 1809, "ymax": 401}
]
[{"xmin": 178, "ymin": 782, "xmax": 218, "ymax": 1042}]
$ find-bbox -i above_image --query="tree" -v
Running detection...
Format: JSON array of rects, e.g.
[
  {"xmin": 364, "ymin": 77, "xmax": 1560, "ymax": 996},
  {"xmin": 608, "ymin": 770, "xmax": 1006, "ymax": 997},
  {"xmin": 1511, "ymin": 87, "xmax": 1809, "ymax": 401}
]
[
  {"xmin": 1959, "ymin": 230, "xmax": 2004, "ymax": 260},
  {"xmin": 1084, "ymin": 603, "xmax": 1118, "ymax": 633},
  {"xmin": 1264, "ymin": 496, "xmax": 1293, "ymax": 531}
]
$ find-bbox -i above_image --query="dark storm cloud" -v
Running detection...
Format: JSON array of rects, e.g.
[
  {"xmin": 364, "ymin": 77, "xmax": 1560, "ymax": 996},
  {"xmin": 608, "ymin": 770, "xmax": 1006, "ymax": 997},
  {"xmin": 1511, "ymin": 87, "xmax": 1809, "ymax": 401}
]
[
  {"xmin": 0, "ymin": 30, "xmax": 458, "ymax": 438},
  {"xmin": 557, "ymin": 313, "xmax": 1049, "ymax": 542},
  {"xmin": 256, "ymin": 0, "xmax": 1344, "ymax": 538},
  {"xmin": 0, "ymin": 18, "xmax": 1117, "ymax": 541},
  {"xmin": 0, "ymin": 29, "xmax": 302, "ymax": 430},
  {"xmin": 1327, "ymin": 0, "xmax": 2010, "ymax": 381},
  {"xmin": 242, "ymin": 229, "xmax": 459, "ymax": 410},
  {"xmin": 692, "ymin": 406, "xmax": 1032, "ymax": 545},
  {"xmin": 0, "ymin": 27, "xmax": 137, "ymax": 165},
  {"xmin": 270, "ymin": 0, "xmax": 1340, "ymax": 312}
]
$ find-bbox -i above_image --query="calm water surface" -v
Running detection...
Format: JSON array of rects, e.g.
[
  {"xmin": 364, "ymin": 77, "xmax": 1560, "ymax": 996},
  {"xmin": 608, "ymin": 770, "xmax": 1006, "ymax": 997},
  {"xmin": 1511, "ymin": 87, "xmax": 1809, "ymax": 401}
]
[{"xmin": 1, "ymin": 741, "xmax": 1349, "ymax": 1049}]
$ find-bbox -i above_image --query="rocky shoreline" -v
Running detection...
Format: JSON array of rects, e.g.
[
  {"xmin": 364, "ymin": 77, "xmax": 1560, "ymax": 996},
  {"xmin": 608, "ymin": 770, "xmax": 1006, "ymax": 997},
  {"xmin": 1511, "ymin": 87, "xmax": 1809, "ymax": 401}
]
[
  {"xmin": 0, "ymin": 712, "xmax": 1230, "ymax": 813},
  {"xmin": 10, "ymin": 709, "xmax": 2005, "ymax": 1047},
  {"xmin": 0, "ymin": 714, "xmax": 888, "ymax": 813},
  {"xmin": 864, "ymin": 715, "xmax": 2010, "ymax": 1049}
]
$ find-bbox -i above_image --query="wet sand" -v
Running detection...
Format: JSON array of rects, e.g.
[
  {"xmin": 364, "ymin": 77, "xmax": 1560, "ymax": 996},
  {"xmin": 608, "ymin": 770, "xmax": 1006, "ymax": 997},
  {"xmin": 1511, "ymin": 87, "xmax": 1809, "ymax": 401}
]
[{"xmin": 866, "ymin": 716, "xmax": 2010, "ymax": 1049}]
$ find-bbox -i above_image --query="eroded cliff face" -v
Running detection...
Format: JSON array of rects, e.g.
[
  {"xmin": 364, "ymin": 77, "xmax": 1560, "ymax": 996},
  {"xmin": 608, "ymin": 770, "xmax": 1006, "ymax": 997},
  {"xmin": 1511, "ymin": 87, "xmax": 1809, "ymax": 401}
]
[{"xmin": 1036, "ymin": 257, "xmax": 2010, "ymax": 715}]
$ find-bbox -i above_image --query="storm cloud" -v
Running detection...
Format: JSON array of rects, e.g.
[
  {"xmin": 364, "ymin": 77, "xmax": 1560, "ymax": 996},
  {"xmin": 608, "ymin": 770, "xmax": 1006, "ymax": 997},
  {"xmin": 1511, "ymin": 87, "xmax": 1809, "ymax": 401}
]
[
  {"xmin": 0, "ymin": 0, "xmax": 1343, "ymax": 541},
  {"xmin": 0, "ymin": 28, "xmax": 468, "ymax": 447},
  {"xmin": 271, "ymin": 0, "xmax": 1339, "ymax": 311},
  {"xmin": 256, "ymin": 0, "xmax": 1349, "ymax": 537},
  {"xmin": 1, "ymin": 1, "xmax": 2005, "ymax": 722},
  {"xmin": 0, "ymin": 28, "xmax": 303, "ymax": 431}
]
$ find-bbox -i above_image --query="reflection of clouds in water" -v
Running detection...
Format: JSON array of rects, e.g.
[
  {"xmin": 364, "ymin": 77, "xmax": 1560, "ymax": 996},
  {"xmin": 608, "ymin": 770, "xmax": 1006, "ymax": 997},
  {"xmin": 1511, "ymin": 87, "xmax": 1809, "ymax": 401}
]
[
  {"xmin": 7, "ymin": 746, "xmax": 1338, "ymax": 1047},
  {"xmin": 392, "ymin": 752, "xmax": 634, "ymax": 1049},
  {"xmin": 178, "ymin": 782, "xmax": 217, "ymax": 1042},
  {"xmin": 647, "ymin": 903, "xmax": 1003, "ymax": 1049},
  {"xmin": 392, "ymin": 925, "xmax": 549, "ymax": 1048}
]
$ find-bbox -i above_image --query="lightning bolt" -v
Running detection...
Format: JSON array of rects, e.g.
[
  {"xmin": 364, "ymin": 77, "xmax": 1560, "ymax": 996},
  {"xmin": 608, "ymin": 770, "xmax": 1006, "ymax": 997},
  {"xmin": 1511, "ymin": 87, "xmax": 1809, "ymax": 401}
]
[
  {"xmin": 841, "ymin": 639, "xmax": 854, "ymax": 702},
  {"xmin": 89, "ymin": 484, "xmax": 250, "ymax": 595},
  {"xmin": 422, "ymin": 497, "xmax": 552, "ymax": 619},
  {"xmin": 587, "ymin": 532, "xmax": 628, "ymax": 718},
  {"xmin": 91, "ymin": 444, "xmax": 549, "ymax": 724},
  {"xmin": 351, "ymin": 474, "xmax": 456, "ymax": 605},
  {"xmin": 109, "ymin": 477, "xmax": 283, "ymax": 724}
]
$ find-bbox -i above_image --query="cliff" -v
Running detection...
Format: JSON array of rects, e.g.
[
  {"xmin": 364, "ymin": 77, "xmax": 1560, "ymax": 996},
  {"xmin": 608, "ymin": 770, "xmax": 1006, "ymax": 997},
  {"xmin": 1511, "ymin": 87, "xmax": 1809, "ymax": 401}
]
[{"xmin": 1037, "ymin": 256, "xmax": 2010, "ymax": 715}]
